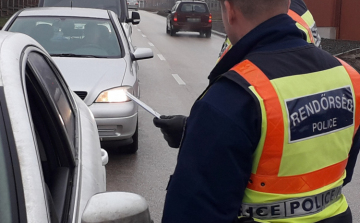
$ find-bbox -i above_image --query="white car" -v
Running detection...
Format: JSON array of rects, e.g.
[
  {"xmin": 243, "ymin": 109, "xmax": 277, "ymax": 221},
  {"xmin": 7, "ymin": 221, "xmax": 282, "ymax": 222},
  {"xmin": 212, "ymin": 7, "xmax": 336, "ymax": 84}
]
[
  {"xmin": 3, "ymin": 7, "xmax": 153, "ymax": 153},
  {"xmin": 37, "ymin": 0, "xmax": 140, "ymax": 44},
  {"xmin": 0, "ymin": 31, "xmax": 152, "ymax": 223}
]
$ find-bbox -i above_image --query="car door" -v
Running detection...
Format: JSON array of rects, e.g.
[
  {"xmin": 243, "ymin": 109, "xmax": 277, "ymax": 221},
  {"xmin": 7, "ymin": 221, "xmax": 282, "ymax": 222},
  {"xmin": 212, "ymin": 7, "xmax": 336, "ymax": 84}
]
[
  {"xmin": 110, "ymin": 11, "xmax": 139, "ymax": 97},
  {"xmin": 25, "ymin": 50, "xmax": 78, "ymax": 223},
  {"xmin": 168, "ymin": 2, "xmax": 179, "ymax": 28},
  {"xmin": 23, "ymin": 46, "xmax": 106, "ymax": 223},
  {"xmin": 0, "ymin": 39, "xmax": 76, "ymax": 223},
  {"xmin": 0, "ymin": 85, "xmax": 27, "ymax": 223}
]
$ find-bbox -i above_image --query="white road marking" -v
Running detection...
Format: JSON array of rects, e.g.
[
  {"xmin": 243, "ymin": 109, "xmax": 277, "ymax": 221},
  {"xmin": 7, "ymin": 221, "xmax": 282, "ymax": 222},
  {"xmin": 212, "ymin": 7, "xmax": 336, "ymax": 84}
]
[
  {"xmin": 172, "ymin": 74, "xmax": 186, "ymax": 85},
  {"xmin": 157, "ymin": 54, "xmax": 166, "ymax": 61},
  {"xmin": 148, "ymin": 42, "xmax": 154, "ymax": 47},
  {"xmin": 142, "ymin": 34, "xmax": 146, "ymax": 37},
  {"xmin": 137, "ymin": 29, "xmax": 141, "ymax": 31}
]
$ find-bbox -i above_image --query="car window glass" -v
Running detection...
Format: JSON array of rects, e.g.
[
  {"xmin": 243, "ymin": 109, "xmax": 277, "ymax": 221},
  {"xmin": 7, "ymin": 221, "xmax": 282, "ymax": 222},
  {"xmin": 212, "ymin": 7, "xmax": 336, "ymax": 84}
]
[
  {"xmin": 27, "ymin": 52, "xmax": 76, "ymax": 150},
  {"xmin": 180, "ymin": 3, "xmax": 207, "ymax": 13},
  {"xmin": 172, "ymin": 3, "xmax": 178, "ymax": 11},
  {"xmin": 9, "ymin": 17, "xmax": 122, "ymax": 58}
]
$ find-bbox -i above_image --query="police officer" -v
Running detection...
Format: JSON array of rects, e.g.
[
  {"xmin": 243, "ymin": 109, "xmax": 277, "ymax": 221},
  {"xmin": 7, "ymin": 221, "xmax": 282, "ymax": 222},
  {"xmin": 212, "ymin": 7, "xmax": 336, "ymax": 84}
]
[
  {"xmin": 218, "ymin": 0, "xmax": 321, "ymax": 62},
  {"xmin": 153, "ymin": 0, "xmax": 360, "ymax": 222}
]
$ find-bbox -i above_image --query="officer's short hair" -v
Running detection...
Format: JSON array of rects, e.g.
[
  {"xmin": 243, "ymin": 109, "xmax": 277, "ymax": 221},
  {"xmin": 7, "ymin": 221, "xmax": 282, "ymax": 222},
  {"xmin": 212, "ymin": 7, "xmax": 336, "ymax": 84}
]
[{"xmin": 222, "ymin": 0, "xmax": 289, "ymax": 19}]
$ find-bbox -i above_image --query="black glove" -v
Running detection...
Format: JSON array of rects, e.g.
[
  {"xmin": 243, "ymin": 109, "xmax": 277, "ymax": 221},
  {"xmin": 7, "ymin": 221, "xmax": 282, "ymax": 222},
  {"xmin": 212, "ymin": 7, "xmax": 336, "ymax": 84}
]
[{"xmin": 153, "ymin": 115, "xmax": 187, "ymax": 148}]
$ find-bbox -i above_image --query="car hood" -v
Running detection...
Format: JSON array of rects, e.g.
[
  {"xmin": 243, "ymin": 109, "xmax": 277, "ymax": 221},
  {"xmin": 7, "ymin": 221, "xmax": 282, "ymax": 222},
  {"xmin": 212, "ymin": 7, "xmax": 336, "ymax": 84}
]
[{"xmin": 52, "ymin": 57, "xmax": 126, "ymax": 105}]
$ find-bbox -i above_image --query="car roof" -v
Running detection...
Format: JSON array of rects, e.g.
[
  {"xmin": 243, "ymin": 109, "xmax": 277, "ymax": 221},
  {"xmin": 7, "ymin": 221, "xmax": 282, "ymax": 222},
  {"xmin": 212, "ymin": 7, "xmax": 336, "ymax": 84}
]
[
  {"xmin": 0, "ymin": 30, "xmax": 50, "ymax": 220},
  {"xmin": 18, "ymin": 7, "xmax": 110, "ymax": 19},
  {"xmin": 0, "ymin": 31, "xmax": 46, "ymax": 87}
]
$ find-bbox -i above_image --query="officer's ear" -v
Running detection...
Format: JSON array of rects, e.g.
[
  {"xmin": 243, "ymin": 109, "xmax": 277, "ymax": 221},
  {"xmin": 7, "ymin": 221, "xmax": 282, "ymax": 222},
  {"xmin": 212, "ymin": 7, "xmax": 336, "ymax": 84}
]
[{"xmin": 223, "ymin": 0, "xmax": 236, "ymax": 25}]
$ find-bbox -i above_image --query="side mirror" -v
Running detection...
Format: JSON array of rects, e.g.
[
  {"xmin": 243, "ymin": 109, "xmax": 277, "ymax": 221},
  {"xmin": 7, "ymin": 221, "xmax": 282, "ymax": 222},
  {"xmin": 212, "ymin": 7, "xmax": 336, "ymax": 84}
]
[
  {"xmin": 127, "ymin": 11, "xmax": 141, "ymax": 25},
  {"xmin": 131, "ymin": 48, "xmax": 153, "ymax": 61},
  {"xmin": 81, "ymin": 192, "xmax": 153, "ymax": 223},
  {"xmin": 101, "ymin": 149, "xmax": 108, "ymax": 166}
]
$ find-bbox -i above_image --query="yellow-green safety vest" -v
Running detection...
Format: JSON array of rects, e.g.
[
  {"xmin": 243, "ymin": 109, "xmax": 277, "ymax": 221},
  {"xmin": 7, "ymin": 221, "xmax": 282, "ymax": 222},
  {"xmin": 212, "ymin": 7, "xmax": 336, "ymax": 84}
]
[{"xmin": 228, "ymin": 59, "xmax": 360, "ymax": 222}]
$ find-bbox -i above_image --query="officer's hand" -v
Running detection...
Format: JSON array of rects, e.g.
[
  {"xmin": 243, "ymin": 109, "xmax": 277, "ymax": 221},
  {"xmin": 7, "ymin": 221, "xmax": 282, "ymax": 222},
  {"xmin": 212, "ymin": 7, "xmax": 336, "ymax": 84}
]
[{"xmin": 153, "ymin": 115, "xmax": 187, "ymax": 148}]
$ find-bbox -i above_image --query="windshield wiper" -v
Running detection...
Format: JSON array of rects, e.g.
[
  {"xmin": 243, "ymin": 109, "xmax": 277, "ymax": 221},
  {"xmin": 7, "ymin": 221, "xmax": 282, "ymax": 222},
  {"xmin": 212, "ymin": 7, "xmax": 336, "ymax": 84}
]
[{"xmin": 50, "ymin": 53, "xmax": 107, "ymax": 58}]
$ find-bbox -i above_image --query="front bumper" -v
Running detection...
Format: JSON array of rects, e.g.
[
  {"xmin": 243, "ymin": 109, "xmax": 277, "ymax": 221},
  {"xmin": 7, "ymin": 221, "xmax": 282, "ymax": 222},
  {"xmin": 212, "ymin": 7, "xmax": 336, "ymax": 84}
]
[{"xmin": 88, "ymin": 101, "xmax": 138, "ymax": 142}]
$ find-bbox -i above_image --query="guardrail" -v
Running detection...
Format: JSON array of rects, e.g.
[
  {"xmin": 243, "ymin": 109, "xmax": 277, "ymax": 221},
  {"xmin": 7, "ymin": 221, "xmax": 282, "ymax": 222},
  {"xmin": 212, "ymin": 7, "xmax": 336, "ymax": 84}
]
[{"xmin": 1, "ymin": 0, "xmax": 38, "ymax": 17}]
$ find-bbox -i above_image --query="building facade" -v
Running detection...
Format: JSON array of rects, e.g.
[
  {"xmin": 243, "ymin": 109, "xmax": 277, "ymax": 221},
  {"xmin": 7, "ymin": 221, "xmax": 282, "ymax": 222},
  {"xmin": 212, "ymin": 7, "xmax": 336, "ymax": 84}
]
[{"xmin": 304, "ymin": 0, "xmax": 360, "ymax": 41}]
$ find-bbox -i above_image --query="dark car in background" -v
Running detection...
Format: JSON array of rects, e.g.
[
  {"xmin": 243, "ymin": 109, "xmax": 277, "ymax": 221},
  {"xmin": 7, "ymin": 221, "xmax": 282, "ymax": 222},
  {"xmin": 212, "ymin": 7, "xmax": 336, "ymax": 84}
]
[
  {"xmin": 166, "ymin": 0, "xmax": 212, "ymax": 37},
  {"xmin": 127, "ymin": 0, "xmax": 139, "ymax": 11}
]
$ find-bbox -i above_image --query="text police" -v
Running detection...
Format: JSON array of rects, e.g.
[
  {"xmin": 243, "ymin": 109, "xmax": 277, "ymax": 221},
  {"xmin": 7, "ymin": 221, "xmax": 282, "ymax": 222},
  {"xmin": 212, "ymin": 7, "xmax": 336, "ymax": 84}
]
[{"xmin": 286, "ymin": 87, "xmax": 354, "ymax": 142}]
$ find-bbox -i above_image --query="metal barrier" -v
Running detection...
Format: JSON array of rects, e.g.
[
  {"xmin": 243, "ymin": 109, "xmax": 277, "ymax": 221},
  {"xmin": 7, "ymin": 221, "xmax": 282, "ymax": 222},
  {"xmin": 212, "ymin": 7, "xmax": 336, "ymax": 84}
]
[{"xmin": 0, "ymin": 0, "xmax": 38, "ymax": 17}]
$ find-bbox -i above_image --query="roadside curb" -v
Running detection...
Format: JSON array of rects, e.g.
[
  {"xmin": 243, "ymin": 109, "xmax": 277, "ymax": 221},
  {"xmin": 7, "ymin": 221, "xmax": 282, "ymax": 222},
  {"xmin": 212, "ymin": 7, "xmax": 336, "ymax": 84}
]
[
  {"xmin": 211, "ymin": 29, "xmax": 226, "ymax": 37},
  {"xmin": 333, "ymin": 47, "xmax": 360, "ymax": 57}
]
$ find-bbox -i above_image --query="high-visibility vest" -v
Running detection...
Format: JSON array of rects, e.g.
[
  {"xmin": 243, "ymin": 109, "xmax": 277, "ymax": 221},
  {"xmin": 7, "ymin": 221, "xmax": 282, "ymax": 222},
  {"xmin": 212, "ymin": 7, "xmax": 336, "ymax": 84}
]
[
  {"xmin": 288, "ymin": 9, "xmax": 321, "ymax": 47},
  {"xmin": 227, "ymin": 59, "xmax": 360, "ymax": 222},
  {"xmin": 217, "ymin": 10, "xmax": 320, "ymax": 63},
  {"xmin": 217, "ymin": 37, "xmax": 232, "ymax": 63}
]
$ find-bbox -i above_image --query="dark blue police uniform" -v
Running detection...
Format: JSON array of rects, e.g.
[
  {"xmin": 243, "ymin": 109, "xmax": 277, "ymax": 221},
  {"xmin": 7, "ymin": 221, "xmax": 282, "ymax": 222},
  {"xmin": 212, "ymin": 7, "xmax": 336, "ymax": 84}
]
[{"xmin": 162, "ymin": 14, "xmax": 359, "ymax": 223}]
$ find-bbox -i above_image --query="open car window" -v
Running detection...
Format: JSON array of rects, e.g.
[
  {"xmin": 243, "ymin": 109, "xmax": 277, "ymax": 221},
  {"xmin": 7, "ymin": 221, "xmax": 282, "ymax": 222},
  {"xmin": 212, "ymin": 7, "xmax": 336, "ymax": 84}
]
[
  {"xmin": 26, "ymin": 51, "xmax": 77, "ymax": 222},
  {"xmin": 9, "ymin": 16, "xmax": 122, "ymax": 58}
]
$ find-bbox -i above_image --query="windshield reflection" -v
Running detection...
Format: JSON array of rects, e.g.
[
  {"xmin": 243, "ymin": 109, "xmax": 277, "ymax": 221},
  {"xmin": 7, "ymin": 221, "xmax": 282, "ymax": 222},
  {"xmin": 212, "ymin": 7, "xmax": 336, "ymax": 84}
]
[{"xmin": 9, "ymin": 17, "xmax": 122, "ymax": 58}]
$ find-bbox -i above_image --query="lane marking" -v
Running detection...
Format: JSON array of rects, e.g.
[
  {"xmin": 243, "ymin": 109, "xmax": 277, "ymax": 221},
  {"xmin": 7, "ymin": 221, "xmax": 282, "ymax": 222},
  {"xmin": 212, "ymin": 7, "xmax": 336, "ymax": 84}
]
[
  {"xmin": 172, "ymin": 74, "xmax": 186, "ymax": 85},
  {"xmin": 142, "ymin": 34, "xmax": 146, "ymax": 37},
  {"xmin": 157, "ymin": 54, "xmax": 166, "ymax": 61},
  {"xmin": 137, "ymin": 29, "xmax": 141, "ymax": 31},
  {"xmin": 148, "ymin": 42, "xmax": 154, "ymax": 47}
]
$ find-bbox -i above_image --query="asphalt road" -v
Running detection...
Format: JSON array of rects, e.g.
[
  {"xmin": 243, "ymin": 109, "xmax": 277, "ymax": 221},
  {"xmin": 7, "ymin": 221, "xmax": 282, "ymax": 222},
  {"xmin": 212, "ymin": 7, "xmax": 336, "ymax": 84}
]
[{"xmin": 106, "ymin": 10, "xmax": 360, "ymax": 223}]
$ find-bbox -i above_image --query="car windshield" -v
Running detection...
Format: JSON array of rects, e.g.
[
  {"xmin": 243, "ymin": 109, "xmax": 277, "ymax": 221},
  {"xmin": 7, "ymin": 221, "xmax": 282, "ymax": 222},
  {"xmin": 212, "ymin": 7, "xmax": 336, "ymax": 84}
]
[
  {"xmin": 8, "ymin": 16, "xmax": 122, "ymax": 58},
  {"xmin": 180, "ymin": 3, "xmax": 207, "ymax": 13},
  {"xmin": 43, "ymin": 0, "xmax": 121, "ymax": 18}
]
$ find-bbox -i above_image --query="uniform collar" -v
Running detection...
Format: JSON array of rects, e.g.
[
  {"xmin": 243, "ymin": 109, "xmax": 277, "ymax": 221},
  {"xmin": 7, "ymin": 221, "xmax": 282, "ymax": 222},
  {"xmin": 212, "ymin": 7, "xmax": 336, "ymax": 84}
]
[{"xmin": 208, "ymin": 14, "xmax": 305, "ymax": 84}]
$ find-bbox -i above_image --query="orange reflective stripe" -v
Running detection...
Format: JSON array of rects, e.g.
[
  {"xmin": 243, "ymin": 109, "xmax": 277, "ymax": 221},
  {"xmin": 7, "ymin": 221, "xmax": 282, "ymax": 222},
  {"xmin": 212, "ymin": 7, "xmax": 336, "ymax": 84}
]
[
  {"xmin": 288, "ymin": 10, "xmax": 314, "ymax": 44},
  {"xmin": 231, "ymin": 60, "xmax": 284, "ymax": 175},
  {"xmin": 338, "ymin": 59, "xmax": 360, "ymax": 135},
  {"xmin": 232, "ymin": 60, "xmax": 351, "ymax": 194},
  {"xmin": 247, "ymin": 158, "xmax": 348, "ymax": 194}
]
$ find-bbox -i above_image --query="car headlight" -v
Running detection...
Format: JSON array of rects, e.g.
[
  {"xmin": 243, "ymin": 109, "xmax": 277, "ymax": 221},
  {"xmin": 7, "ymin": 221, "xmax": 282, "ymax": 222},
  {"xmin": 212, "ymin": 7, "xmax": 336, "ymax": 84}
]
[{"xmin": 95, "ymin": 87, "xmax": 132, "ymax": 103}]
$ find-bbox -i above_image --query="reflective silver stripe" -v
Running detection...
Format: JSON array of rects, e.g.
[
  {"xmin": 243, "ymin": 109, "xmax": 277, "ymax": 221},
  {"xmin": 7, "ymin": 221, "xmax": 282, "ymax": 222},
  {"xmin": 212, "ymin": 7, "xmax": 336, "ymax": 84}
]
[{"xmin": 241, "ymin": 186, "xmax": 342, "ymax": 220}]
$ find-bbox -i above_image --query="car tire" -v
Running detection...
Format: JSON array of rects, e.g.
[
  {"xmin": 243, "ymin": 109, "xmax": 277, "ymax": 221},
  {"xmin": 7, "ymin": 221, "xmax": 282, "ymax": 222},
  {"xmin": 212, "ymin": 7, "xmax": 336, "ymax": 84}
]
[
  {"xmin": 205, "ymin": 30, "xmax": 211, "ymax": 38},
  {"xmin": 170, "ymin": 26, "xmax": 176, "ymax": 36},
  {"xmin": 122, "ymin": 121, "xmax": 139, "ymax": 154}
]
